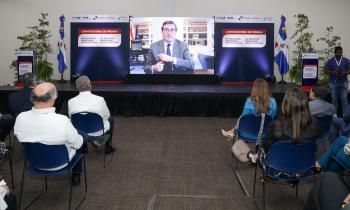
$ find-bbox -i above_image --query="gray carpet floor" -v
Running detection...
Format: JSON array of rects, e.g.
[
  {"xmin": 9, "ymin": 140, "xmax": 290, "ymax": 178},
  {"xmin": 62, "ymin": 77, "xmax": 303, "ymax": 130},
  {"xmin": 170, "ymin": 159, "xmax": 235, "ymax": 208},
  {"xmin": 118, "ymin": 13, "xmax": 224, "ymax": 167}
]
[{"xmin": 1, "ymin": 117, "xmax": 313, "ymax": 210}]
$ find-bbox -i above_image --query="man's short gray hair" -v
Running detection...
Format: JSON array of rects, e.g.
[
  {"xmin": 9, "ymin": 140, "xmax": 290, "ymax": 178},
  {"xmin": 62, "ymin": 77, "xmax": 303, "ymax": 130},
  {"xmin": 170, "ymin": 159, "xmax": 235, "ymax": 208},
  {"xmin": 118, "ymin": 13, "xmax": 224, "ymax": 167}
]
[{"xmin": 75, "ymin": 75, "xmax": 91, "ymax": 92}]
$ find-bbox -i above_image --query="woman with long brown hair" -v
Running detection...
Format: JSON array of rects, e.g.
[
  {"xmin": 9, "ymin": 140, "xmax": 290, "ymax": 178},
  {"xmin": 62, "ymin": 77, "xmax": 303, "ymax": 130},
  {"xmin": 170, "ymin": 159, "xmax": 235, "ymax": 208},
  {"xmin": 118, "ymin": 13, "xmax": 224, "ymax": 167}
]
[
  {"xmin": 264, "ymin": 87, "xmax": 319, "ymax": 151},
  {"xmin": 222, "ymin": 78, "xmax": 277, "ymax": 138}
]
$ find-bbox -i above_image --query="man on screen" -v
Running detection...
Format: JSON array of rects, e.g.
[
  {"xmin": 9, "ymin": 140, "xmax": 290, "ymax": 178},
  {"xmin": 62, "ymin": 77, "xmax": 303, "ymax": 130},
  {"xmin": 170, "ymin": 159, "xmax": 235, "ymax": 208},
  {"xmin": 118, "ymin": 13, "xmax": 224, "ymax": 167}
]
[{"xmin": 144, "ymin": 21, "xmax": 194, "ymax": 74}]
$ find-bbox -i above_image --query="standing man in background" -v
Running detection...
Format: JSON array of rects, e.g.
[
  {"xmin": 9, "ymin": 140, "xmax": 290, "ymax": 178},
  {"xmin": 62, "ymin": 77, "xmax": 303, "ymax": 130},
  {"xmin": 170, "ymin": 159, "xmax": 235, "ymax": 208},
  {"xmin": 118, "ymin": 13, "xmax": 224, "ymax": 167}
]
[
  {"xmin": 326, "ymin": 46, "xmax": 350, "ymax": 116},
  {"xmin": 144, "ymin": 20, "xmax": 194, "ymax": 74}
]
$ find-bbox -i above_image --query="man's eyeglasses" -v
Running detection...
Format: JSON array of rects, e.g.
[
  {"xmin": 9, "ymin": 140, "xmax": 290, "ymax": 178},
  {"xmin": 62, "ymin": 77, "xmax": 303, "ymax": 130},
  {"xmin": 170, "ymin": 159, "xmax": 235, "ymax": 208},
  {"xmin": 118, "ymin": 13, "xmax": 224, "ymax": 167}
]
[{"xmin": 163, "ymin": 28, "xmax": 176, "ymax": 32}]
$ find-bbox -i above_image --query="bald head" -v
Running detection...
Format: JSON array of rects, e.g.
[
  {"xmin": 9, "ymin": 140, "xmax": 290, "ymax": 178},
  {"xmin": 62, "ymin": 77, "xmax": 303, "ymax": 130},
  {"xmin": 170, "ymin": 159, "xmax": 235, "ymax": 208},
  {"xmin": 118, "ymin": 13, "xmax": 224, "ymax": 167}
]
[{"xmin": 31, "ymin": 82, "xmax": 57, "ymax": 105}]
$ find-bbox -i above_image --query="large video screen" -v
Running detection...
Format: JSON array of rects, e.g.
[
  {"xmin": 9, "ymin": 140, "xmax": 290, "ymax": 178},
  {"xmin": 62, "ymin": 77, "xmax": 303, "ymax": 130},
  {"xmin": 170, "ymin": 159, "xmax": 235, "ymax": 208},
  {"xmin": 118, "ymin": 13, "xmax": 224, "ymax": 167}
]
[{"xmin": 130, "ymin": 17, "xmax": 214, "ymax": 75}]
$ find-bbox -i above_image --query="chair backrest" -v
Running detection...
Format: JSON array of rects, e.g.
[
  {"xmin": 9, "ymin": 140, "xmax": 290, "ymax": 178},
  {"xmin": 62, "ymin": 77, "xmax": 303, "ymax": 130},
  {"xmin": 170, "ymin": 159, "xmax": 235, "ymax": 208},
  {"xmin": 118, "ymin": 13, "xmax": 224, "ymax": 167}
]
[
  {"xmin": 330, "ymin": 155, "xmax": 350, "ymax": 173},
  {"xmin": 198, "ymin": 53, "xmax": 214, "ymax": 69},
  {"xmin": 265, "ymin": 140, "xmax": 317, "ymax": 176},
  {"xmin": 236, "ymin": 114, "xmax": 273, "ymax": 142},
  {"xmin": 71, "ymin": 112, "xmax": 104, "ymax": 134},
  {"xmin": 22, "ymin": 142, "xmax": 69, "ymax": 169},
  {"xmin": 314, "ymin": 115, "xmax": 333, "ymax": 136}
]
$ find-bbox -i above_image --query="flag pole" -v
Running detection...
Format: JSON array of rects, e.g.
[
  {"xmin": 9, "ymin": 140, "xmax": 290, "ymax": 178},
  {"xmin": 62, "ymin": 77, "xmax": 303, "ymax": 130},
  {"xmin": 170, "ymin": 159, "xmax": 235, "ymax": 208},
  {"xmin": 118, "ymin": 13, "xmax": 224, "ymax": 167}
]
[
  {"xmin": 278, "ymin": 74, "xmax": 286, "ymax": 84},
  {"xmin": 59, "ymin": 72, "xmax": 66, "ymax": 83},
  {"xmin": 275, "ymin": 15, "xmax": 289, "ymax": 85},
  {"xmin": 57, "ymin": 15, "xmax": 67, "ymax": 83}
]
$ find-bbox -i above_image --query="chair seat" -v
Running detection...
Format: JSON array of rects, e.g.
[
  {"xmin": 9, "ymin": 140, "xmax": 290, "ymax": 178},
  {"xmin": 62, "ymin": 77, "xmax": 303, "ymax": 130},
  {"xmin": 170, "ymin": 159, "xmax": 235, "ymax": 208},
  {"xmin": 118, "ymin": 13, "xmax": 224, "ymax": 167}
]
[
  {"xmin": 26, "ymin": 153, "xmax": 83, "ymax": 177},
  {"xmin": 264, "ymin": 165, "xmax": 315, "ymax": 181},
  {"xmin": 256, "ymin": 140, "xmax": 318, "ymax": 210},
  {"xmin": 265, "ymin": 141, "xmax": 317, "ymax": 176},
  {"xmin": 19, "ymin": 142, "xmax": 87, "ymax": 210},
  {"xmin": 237, "ymin": 131, "xmax": 266, "ymax": 142}
]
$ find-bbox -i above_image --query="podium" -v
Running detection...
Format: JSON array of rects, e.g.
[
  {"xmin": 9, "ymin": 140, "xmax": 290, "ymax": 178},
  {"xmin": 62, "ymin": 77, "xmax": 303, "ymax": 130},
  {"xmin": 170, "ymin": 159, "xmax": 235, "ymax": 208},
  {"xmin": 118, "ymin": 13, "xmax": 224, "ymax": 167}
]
[
  {"xmin": 301, "ymin": 53, "xmax": 318, "ymax": 91},
  {"xmin": 17, "ymin": 50, "xmax": 36, "ymax": 84}
]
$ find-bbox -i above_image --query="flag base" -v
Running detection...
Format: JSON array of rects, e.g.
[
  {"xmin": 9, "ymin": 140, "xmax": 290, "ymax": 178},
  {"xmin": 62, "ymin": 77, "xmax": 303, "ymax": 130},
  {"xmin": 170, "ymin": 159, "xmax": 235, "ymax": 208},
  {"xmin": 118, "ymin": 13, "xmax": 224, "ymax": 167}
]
[
  {"xmin": 58, "ymin": 73, "xmax": 66, "ymax": 83},
  {"xmin": 278, "ymin": 74, "xmax": 287, "ymax": 84},
  {"xmin": 58, "ymin": 78, "xmax": 67, "ymax": 83}
]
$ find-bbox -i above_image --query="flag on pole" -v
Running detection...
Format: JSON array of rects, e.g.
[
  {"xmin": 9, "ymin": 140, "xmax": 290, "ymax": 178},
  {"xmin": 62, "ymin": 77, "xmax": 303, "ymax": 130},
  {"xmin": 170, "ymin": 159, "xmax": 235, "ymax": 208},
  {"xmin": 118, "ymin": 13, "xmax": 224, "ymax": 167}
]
[
  {"xmin": 130, "ymin": 23, "xmax": 134, "ymax": 47},
  {"xmin": 57, "ymin": 15, "xmax": 67, "ymax": 74},
  {"xmin": 274, "ymin": 15, "xmax": 289, "ymax": 75}
]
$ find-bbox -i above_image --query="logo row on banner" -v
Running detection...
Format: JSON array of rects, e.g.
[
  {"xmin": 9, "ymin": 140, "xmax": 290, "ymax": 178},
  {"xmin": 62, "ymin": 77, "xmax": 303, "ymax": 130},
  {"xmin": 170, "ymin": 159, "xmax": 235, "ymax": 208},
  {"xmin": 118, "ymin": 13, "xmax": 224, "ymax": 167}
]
[{"xmin": 71, "ymin": 15, "xmax": 273, "ymax": 23}]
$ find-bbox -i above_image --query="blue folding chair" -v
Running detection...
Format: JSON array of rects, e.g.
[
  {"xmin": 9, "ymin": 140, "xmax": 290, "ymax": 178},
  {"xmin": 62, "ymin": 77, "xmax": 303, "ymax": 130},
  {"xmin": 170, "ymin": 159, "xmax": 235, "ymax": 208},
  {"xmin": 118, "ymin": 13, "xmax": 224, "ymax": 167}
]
[
  {"xmin": 256, "ymin": 140, "xmax": 317, "ymax": 210},
  {"xmin": 71, "ymin": 112, "xmax": 111, "ymax": 168},
  {"xmin": 314, "ymin": 115, "xmax": 333, "ymax": 136},
  {"xmin": 232, "ymin": 114, "xmax": 272, "ymax": 196},
  {"xmin": 314, "ymin": 115, "xmax": 333, "ymax": 144},
  {"xmin": 19, "ymin": 142, "xmax": 87, "ymax": 210},
  {"xmin": 235, "ymin": 114, "xmax": 272, "ymax": 144}
]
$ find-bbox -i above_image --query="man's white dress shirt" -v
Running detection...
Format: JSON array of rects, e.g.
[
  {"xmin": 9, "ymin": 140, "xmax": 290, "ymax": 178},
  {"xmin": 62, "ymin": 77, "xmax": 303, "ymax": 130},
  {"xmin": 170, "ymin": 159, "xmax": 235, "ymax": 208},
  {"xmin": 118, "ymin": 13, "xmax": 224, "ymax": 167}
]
[
  {"xmin": 14, "ymin": 107, "xmax": 83, "ymax": 170},
  {"xmin": 68, "ymin": 91, "xmax": 110, "ymax": 135}
]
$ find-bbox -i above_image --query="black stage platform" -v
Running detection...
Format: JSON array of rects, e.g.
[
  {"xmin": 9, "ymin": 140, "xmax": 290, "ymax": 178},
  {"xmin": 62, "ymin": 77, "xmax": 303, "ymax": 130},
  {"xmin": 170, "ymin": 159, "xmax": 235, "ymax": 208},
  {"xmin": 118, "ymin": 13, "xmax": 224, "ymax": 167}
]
[{"xmin": 0, "ymin": 83, "xmax": 295, "ymax": 117}]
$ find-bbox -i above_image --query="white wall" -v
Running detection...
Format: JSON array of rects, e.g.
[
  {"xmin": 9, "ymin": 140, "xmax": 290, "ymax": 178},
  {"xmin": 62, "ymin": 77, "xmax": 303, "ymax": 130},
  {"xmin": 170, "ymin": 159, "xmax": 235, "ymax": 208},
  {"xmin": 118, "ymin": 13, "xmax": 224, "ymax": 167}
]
[{"xmin": 0, "ymin": 0, "xmax": 349, "ymax": 85}]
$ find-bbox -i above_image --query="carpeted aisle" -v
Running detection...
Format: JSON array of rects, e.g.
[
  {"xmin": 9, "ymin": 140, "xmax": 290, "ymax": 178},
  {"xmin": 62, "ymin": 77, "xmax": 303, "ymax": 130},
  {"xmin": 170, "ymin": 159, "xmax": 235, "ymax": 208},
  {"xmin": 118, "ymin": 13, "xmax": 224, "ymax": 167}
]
[{"xmin": 4, "ymin": 117, "xmax": 312, "ymax": 209}]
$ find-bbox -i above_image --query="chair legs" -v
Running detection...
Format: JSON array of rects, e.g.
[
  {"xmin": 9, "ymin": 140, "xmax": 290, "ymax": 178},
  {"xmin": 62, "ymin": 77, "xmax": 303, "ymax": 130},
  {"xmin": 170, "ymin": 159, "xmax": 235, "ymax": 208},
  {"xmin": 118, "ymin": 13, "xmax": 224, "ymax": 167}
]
[
  {"xmin": 84, "ymin": 156, "xmax": 88, "ymax": 193},
  {"xmin": 18, "ymin": 167, "xmax": 25, "ymax": 210},
  {"xmin": 45, "ymin": 177, "xmax": 48, "ymax": 192},
  {"xmin": 75, "ymin": 156, "xmax": 88, "ymax": 209},
  {"xmin": 252, "ymin": 163, "xmax": 258, "ymax": 198},
  {"xmin": 19, "ymin": 158, "xmax": 88, "ymax": 210},
  {"xmin": 8, "ymin": 151, "xmax": 14, "ymax": 189},
  {"xmin": 262, "ymin": 178, "xmax": 266, "ymax": 210},
  {"xmin": 104, "ymin": 144, "xmax": 106, "ymax": 168},
  {"xmin": 69, "ymin": 174, "xmax": 73, "ymax": 210}
]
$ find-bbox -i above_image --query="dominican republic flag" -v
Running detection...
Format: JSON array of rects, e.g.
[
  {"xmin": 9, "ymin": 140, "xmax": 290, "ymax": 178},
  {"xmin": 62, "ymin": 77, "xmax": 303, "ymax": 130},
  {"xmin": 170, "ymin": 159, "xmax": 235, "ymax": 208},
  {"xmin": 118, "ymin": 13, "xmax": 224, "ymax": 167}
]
[
  {"xmin": 57, "ymin": 15, "xmax": 67, "ymax": 74},
  {"xmin": 274, "ymin": 15, "xmax": 289, "ymax": 75}
]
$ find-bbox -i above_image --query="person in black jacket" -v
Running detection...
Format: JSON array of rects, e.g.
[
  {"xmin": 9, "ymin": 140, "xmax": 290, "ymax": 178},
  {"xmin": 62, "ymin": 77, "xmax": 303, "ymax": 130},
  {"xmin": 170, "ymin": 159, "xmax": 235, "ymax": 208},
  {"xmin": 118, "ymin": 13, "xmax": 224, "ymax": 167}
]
[
  {"xmin": 305, "ymin": 172, "xmax": 350, "ymax": 210},
  {"xmin": 8, "ymin": 73, "xmax": 36, "ymax": 117}
]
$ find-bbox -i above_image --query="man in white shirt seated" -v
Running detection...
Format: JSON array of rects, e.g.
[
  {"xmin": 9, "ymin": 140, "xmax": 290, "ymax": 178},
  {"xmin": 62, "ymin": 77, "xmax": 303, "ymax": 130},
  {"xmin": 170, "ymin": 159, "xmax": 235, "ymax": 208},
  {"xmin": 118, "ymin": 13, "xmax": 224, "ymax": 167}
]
[
  {"xmin": 14, "ymin": 82, "xmax": 84, "ymax": 185},
  {"xmin": 68, "ymin": 75, "xmax": 116, "ymax": 154}
]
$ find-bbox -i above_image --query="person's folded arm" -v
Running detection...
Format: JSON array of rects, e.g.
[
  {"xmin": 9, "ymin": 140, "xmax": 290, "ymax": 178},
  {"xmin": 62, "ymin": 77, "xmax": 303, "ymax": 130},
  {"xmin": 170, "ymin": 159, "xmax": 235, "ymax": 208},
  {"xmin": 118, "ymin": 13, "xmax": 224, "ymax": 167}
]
[{"xmin": 65, "ymin": 120, "xmax": 83, "ymax": 149}]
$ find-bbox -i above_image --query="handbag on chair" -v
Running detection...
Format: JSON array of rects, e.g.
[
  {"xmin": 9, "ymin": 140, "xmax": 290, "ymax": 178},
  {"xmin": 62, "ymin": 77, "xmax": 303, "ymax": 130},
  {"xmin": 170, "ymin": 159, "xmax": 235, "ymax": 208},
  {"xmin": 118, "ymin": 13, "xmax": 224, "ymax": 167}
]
[
  {"xmin": 231, "ymin": 139, "xmax": 251, "ymax": 163},
  {"xmin": 231, "ymin": 113, "xmax": 266, "ymax": 163}
]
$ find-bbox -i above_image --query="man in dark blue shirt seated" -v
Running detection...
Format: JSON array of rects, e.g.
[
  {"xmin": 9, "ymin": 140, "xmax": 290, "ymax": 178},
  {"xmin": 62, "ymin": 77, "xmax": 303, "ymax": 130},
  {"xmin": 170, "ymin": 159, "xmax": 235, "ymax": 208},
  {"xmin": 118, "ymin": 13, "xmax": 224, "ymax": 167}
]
[
  {"xmin": 0, "ymin": 113, "xmax": 14, "ymax": 142},
  {"xmin": 8, "ymin": 73, "xmax": 37, "ymax": 117}
]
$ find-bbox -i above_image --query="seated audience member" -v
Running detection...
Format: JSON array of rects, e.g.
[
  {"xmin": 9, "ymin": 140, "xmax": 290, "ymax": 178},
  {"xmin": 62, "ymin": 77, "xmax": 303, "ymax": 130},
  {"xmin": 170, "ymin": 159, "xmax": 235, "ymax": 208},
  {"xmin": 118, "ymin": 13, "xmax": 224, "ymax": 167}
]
[
  {"xmin": 0, "ymin": 113, "xmax": 14, "ymax": 142},
  {"xmin": 14, "ymin": 82, "xmax": 84, "ymax": 185},
  {"xmin": 316, "ymin": 136, "xmax": 350, "ymax": 174},
  {"xmin": 222, "ymin": 78, "xmax": 277, "ymax": 138},
  {"xmin": 304, "ymin": 172, "xmax": 350, "ymax": 210},
  {"xmin": 328, "ymin": 104, "xmax": 350, "ymax": 144},
  {"xmin": 68, "ymin": 76, "xmax": 116, "ymax": 154},
  {"xmin": 263, "ymin": 87, "xmax": 320, "ymax": 152},
  {"xmin": 308, "ymin": 84, "xmax": 335, "ymax": 117},
  {"xmin": 0, "ymin": 176, "xmax": 16, "ymax": 210},
  {"xmin": 8, "ymin": 73, "xmax": 36, "ymax": 117}
]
